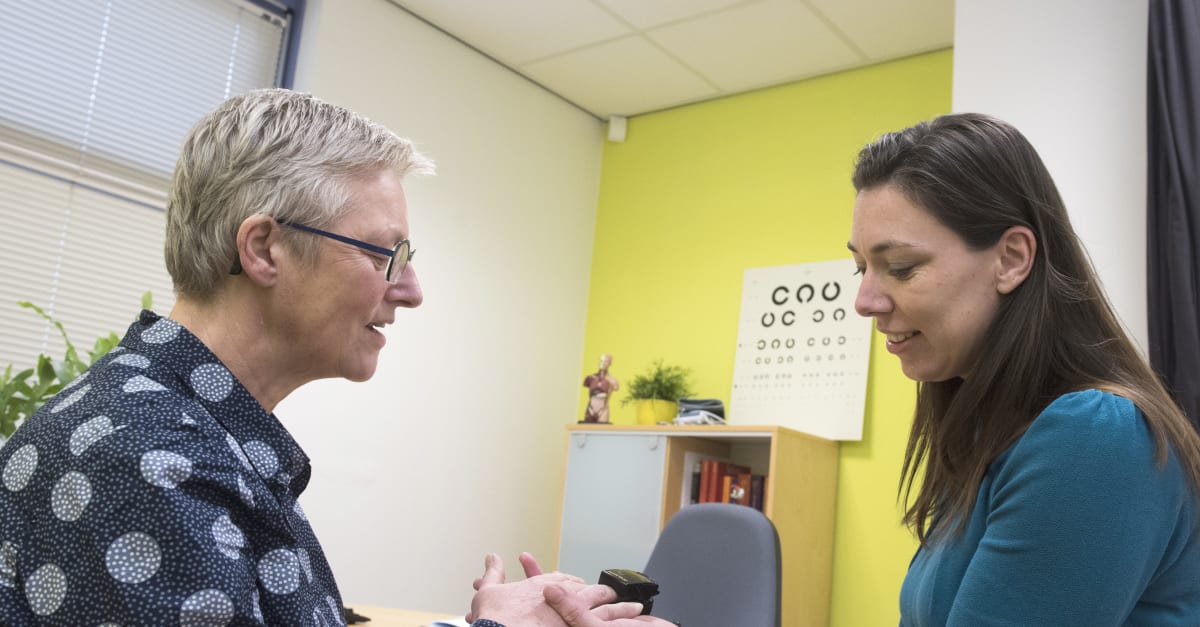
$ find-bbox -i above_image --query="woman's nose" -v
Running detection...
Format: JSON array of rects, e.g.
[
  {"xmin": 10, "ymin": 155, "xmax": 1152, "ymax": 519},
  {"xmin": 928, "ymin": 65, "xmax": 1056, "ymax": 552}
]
[
  {"xmin": 854, "ymin": 271, "xmax": 889, "ymax": 318},
  {"xmin": 389, "ymin": 264, "xmax": 423, "ymax": 308}
]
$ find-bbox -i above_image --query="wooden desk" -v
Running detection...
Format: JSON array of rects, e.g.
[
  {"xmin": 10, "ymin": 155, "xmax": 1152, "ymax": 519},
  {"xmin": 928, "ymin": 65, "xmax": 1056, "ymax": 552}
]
[{"xmin": 345, "ymin": 605, "xmax": 460, "ymax": 626}]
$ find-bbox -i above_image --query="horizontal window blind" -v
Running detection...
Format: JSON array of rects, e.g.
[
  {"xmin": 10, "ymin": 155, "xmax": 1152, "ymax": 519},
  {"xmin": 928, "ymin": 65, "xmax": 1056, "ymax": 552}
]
[{"xmin": 0, "ymin": 0, "xmax": 293, "ymax": 370}]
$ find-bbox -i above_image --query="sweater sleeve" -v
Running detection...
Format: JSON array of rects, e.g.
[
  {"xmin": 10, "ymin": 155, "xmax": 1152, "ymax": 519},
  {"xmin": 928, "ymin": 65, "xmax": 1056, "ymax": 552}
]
[{"xmin": 946, "ymin": 390, "xmax": 1190, "ymax": 626}]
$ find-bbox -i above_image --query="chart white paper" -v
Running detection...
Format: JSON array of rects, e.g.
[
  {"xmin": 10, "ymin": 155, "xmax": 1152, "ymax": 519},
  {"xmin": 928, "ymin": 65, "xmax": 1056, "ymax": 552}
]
[{"xmin": 729, "ymin": 259, "xmax": 871, "ymax": 440}]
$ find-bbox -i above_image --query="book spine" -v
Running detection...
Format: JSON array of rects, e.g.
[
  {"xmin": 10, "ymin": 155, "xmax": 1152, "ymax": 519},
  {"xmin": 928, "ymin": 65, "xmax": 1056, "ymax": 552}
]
[
  {"xmin": 749, "ymin": 474, "xmax": 765, "ymax": 511},
  {"xmin": 699, "ymin": 460, "xmax": 713, "ymax": 503}
]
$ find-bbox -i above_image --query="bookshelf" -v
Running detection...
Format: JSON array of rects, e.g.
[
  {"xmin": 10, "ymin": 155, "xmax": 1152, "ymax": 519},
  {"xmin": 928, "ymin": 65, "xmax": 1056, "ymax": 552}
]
[{"xmin": 554, "ymin": 424, "xmax": 838, "ymax": 627}]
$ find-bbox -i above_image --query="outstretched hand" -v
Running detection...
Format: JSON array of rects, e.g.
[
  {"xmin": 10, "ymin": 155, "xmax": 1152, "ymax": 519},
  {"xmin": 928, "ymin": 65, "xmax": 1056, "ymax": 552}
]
[
  {"xmin": 467, "ymin": 552, "xmax": 614, "ymax": 626},
  {"xmin": 543, "ymin": 584, "xmax": 677, "ymax": 626}
]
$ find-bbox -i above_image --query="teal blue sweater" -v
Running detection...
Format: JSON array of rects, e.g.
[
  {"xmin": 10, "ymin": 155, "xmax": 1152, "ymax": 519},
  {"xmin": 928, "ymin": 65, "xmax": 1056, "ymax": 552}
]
[{"xmin": 900, "ymin": 390, "xmax": 1200, "ymax": 625}]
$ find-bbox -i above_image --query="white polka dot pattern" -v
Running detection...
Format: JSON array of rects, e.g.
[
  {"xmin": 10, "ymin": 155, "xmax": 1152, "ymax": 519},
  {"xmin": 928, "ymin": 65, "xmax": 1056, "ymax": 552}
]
[
  {"xmin": 140, "ymin": 450, "xmax": 193, "ymax": 488},
  {"xmin": 3, "ymin": 445, "xmax": 38, "ymax": 492},
  {"xmin": 243, "ymin": 441, "xmax": 279, "ymax": 478},
  {"xmin": 237, "ymin": 474, "xmax": 255, "ymax": 508},
  {"xmin": 191, "ymin": 363, "xmax": 234, "ymax": 402},
  {"xmin": 227, "ymin": 433, "xmax": 252, "ymax": 471},
  {"xmin": 51, "ymin": 471, "xmax": 92, "ymax": 521},
  {"xmin": 297, "ymin": 547, "xmax": 312, "ymax": 583},
  {"xmin": 252, "ymin": 589, "xmax": 263, "ymax": 622},
  {"xmin": 0, "ymin": 541, "xmax": 17, "ymax": 588},
  {"xmin": 25, "ymin": 563, "xmax": 67, "ymax": 616},
  {"xmin": 325, "ymin": 596, "xmax": 342, "ymax": 625},
  {"xmin": 50, "ymin": 384, "xmax": 90, "ymax": 414},
  {"xmin": 258, "ymin": 548, "xmax": 300, "ymax": 594},
  {"xmin": 140, "ymin": 318, "xmax": 180, "ymax": 343},
  {"xmin": 123, "ymin": 375, "xmax": 166, "ymax": 393},
  {"xmin": 69, "ymin": 415, "xmax": 117, "ymax": 456},
  {"xmin": 106, "ymin": 532, "xmax": 161, "ymax": 583},
  {"xmin": 212, "ymin": 514, "xmax": 245, "ymax": 559},
  {"xmin": 0, "ymin": 311, "xmax": 343, "ymax": 623},
  {"xmin": 114, "ymin": 353, "xmax": 151, "ymax": 369},
  {"xmin": 179, "ymin": 588, "xmax": 235, "ymax": 626}
]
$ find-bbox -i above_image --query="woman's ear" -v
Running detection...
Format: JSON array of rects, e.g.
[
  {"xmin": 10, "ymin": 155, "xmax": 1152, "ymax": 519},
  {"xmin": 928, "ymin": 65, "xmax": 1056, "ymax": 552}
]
[
  {"xmin": 233, "ymin": 215, "xmax": 279, "ymax": 286},
  {"xmin": 996, "ymin": 225, "xmax": 1036, "ymax": 294}
]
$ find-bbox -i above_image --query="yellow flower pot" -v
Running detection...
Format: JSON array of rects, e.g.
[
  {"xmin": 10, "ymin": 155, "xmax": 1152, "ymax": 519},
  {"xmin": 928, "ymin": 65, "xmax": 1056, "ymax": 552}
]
[{"xmin": 636, "ymin": 399, "xmax": 677, "ymax": 425}]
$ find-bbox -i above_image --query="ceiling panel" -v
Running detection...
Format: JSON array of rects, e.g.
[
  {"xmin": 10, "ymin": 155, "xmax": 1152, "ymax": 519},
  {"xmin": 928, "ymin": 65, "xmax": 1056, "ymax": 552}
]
[
  {"xmin": 594, "ymin": 0, "xmax": 752, "ymax": 30},
  {"xmin": 808, "ymin": 0, "xmax": 954, "ymax": 60},
  {"xmin": 393, "ymin": 0, "xmax": 631, "ymax": 65},
  {"xmin": 647, "ymin": 0, "xmax": 865, "ymax": 94},
  {"xmin": 519, "ymin": 35, "xmax": 720, "ymax": 118},
  {"xmin": 389, "ymin": 0, "xmax": 954, "ymax": 118}
]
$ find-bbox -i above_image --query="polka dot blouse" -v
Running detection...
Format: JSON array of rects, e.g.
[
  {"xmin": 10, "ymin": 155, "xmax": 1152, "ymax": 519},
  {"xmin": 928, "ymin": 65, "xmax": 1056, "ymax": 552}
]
[{"xmin": 0, "ymin": 311, "xmax": 345, "ymax": 625}]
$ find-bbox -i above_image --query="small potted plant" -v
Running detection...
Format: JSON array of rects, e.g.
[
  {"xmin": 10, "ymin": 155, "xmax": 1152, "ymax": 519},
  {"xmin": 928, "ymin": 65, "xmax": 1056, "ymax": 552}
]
[{"xmin": 622, "ymin": 359, "xmax": 695, "ymax": 425}]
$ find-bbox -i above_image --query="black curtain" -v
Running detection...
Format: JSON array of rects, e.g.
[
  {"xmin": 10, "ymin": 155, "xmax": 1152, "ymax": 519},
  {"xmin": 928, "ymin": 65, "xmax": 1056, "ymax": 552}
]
[{"xmin": 1148, "ymin": 0, "xmax": 1200, "ymax": 429}]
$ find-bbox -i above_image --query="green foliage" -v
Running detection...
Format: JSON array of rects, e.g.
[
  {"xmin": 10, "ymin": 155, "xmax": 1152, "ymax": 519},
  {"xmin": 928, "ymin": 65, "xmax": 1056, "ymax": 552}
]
[
  {"xmin": 621, "ymin": 359, "xmax": 695, "ymax": 406},
  {"xmin": 0, "ymin": 292, "xmax": 152, "ymax": 438}
]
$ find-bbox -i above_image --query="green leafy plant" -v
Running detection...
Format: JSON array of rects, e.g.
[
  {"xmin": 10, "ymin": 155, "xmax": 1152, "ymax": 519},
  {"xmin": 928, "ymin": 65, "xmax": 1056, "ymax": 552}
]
[
  {"xmin": 0, "ymin": 292, "xmax": 152, "ymax": 438},
  {"xmin": 621, "ymin": 359, "xmax": 695, "ymax": 406}
]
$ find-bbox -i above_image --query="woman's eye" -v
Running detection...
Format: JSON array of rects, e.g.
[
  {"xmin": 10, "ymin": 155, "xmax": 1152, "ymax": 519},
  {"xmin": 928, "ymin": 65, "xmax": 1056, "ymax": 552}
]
[
  {"xmin": 852, "ymin": 266, "xmax": 865, "ymax": 276},
  {"xmin": 889, "ymin": 265, "xmax": 915, "ymax": 279}
]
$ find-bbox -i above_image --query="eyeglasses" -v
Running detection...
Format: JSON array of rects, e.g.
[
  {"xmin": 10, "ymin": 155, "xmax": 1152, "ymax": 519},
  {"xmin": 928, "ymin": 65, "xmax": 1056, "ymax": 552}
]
[
  {"xmin": 279, "ymin": 220, "xmax": 414, "ymax": 284},
  {"xmin": 228, "ymin": 219, "xmax": 415, "ymax": 282}
]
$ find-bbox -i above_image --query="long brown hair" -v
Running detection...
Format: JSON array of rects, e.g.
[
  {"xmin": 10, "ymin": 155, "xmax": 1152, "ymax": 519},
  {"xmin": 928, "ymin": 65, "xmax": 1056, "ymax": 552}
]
[{"xmin": 852, "ymin": 113, "xmax": 1200, "ymax": 544}]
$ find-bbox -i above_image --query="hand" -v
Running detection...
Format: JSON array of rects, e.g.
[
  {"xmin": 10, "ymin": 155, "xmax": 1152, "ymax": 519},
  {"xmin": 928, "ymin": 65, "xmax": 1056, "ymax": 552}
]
[
  {"xmin": 543, "ymin": 584, "xmax": 677, "ymax": 626},
  {"xmin": 467, "ymin": 552, "xmax": 613, "ymax": 626}
]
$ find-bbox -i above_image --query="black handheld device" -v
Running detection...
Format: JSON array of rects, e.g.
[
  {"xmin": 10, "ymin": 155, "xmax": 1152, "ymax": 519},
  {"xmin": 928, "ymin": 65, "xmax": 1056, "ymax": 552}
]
[{"xmin": 598, "ymin": 569, "xmax": 660, "ymax": 615}]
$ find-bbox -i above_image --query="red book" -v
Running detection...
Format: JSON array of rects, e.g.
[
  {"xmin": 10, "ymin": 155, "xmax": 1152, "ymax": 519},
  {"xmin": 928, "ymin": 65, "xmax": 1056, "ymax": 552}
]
[
  {"xmin": 708, "ymin": 461, "xmax": 728, "ymax": 503},
  {"xmin": 699, "ymin": 460, "xmax": 715, "ymax": 503}
]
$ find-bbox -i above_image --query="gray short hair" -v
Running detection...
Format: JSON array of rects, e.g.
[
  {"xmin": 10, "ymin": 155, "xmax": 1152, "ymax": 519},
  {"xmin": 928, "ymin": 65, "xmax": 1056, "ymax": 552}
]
[{"xmin": 165, "ymin": 88, "xmax": 433, "ymax": 300}]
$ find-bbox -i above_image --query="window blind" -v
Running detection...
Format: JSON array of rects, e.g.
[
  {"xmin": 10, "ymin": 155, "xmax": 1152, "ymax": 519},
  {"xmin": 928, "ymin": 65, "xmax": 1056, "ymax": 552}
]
[{"xmin": 0, "ymin": 0, "xmax": 293, "ymax": 369}]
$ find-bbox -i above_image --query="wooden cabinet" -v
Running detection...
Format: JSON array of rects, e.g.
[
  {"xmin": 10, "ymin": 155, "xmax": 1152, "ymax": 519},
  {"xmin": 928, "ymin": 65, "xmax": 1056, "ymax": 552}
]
[{"xmin": 555, "ymin": 424, "xmax": 838, "ymax": 627}]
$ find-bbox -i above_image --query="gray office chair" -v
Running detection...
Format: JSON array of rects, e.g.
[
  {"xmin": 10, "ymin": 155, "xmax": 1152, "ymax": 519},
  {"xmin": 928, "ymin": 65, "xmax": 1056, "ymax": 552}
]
[{"xmin": 642, "ymin": 503, "xmax": 781, "ymax": 627}]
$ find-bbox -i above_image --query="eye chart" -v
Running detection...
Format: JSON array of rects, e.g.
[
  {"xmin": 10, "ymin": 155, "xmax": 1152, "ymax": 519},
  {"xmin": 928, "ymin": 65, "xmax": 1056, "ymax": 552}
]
[{"xmin": 729, "ymin": 258, "xmax": 871, "ymax": 440}]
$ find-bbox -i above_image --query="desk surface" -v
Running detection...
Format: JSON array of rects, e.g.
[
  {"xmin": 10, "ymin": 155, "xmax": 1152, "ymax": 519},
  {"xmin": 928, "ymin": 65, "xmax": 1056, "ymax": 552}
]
[{"xmin": 346, "ymin": 605, "xmax": 459, "ymax": 626}]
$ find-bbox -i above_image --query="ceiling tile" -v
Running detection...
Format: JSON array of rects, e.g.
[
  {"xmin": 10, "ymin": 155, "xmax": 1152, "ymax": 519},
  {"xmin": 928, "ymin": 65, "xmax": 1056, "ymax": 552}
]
[
  {"xmin": 646, "ymin": 0, "xmax": 866, "ymax": 94},
  {"xmin": 594, "ymin": 0, "xmax": 750, "ymax": 29},
  {"xmin": 519, "ymin": 35, "xmax": 720, "ymax": 118},
  {"xmin": 393, "ymin": 0, "xmax": 632, "ymax": 65},
  {"xmin": 808, "ymin": 0, "xmax": 954, "ymax": 60}
]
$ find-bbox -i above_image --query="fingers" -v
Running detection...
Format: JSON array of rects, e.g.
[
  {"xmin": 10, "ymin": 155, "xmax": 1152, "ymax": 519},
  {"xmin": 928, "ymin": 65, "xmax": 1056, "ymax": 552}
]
[
  {"xmin": 590, "ymin": 601, "xmax": 645, "ymax": 620},
  {"xmin": 577, "ymin": 583, "xmax": 619, "ymax": 607},
  {"xmin": 478, "ymin": 553, "xmax": 506, "ymax": 588},
  {"xmin": 543, "ymin": 584, "xmax": 595, "ymax": 626},
  {"xmin": 518, "ymin": 551, "xmax": 544, "ymax": 578}
]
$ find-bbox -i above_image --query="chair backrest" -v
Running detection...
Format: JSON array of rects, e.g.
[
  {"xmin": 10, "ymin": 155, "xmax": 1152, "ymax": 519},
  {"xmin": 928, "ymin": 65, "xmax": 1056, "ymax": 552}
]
[{"xmin": 642, "ymin": 503, "xmax": 781, "ymax": 627}]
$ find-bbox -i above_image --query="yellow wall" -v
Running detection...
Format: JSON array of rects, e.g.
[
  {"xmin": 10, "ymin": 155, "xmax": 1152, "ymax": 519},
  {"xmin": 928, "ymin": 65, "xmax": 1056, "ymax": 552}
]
[{"xmin": 579, "ymin": 50, "xmax": 951, "ymax": 626}]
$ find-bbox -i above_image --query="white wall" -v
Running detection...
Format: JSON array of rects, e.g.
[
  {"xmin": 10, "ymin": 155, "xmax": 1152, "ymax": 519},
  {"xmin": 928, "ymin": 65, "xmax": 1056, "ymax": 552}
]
[
  {"xmin": 282, "ymin": 0, "xmax": 604, "ymax": 613},
  {"xmin": 953, "ymin": 0, "xmax": 1149, "ymax": 349}
]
